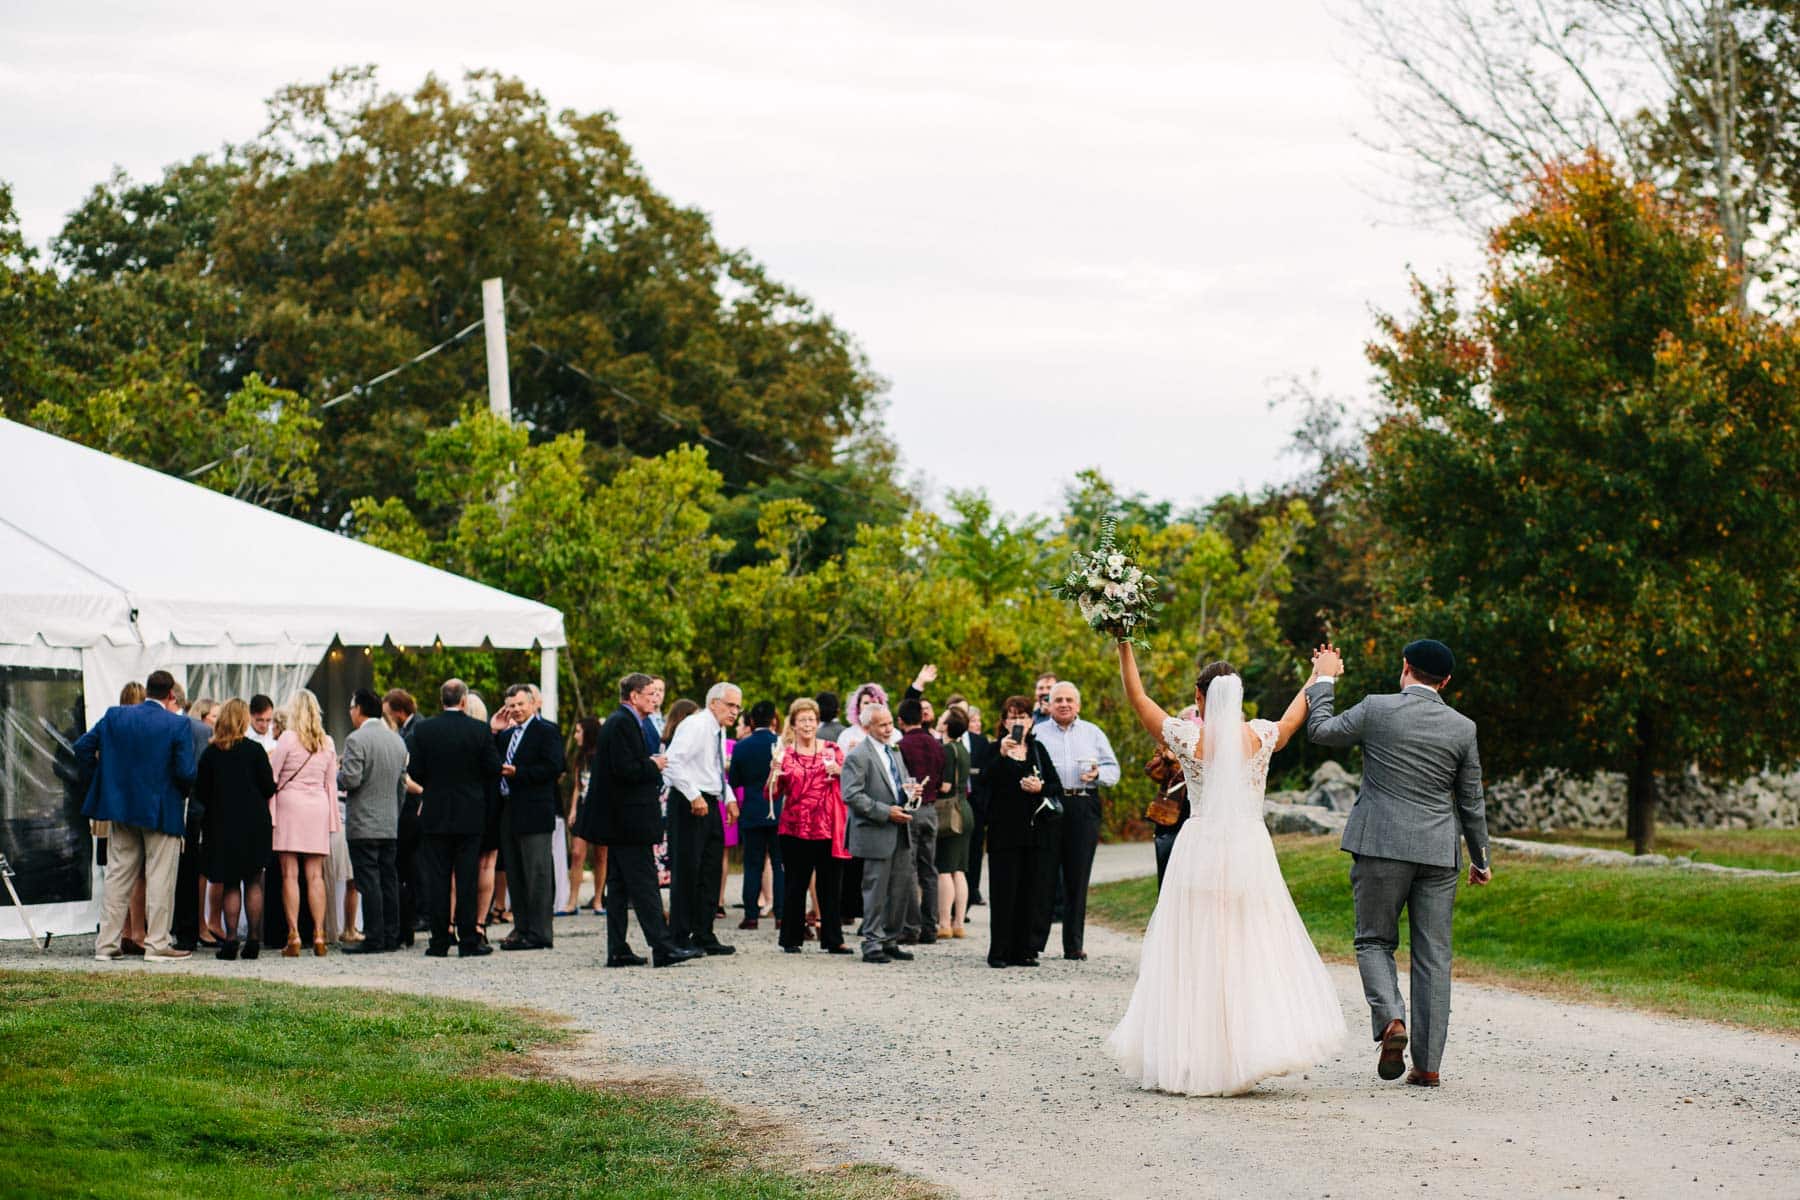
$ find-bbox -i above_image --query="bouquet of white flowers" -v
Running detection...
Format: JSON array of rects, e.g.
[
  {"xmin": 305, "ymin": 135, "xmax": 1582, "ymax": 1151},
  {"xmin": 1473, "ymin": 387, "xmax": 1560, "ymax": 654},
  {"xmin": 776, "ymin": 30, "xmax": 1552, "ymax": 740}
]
[{"xmin": 1051, "ymin": 516, "xmax": 1159, "ymax": 648}]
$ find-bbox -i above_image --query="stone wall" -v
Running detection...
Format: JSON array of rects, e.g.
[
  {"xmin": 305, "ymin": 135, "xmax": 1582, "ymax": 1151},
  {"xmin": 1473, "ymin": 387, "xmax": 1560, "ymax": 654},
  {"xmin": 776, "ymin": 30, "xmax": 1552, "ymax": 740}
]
[{"xmin": 1299, "ymin": 764, "xmax": 1800, "ymax": 831}]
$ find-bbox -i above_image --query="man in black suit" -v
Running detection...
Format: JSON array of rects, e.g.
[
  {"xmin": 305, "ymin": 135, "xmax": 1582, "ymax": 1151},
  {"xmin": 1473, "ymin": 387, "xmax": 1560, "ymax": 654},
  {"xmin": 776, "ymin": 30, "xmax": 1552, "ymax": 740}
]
[
  {"xmin": 576, "ymin": 672, "xmax": 700, "ymax": 967},
  {"xmin": 493, "ymin": 683, "xmax": 566, "ymax": 950},
  {"xmin": 408, "ymin": 678, "xmax": 502, "ymax": 957},
  {"xmin": 383, "ymin": 689, "xmax": 423, "ymax": 945}
]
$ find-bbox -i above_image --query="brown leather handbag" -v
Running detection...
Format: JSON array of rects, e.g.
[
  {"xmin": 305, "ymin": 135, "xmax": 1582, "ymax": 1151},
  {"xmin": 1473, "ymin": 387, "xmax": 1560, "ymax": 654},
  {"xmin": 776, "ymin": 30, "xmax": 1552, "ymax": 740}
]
[{"xmin": 1143, "ymin": 750, "xmax": 1185, "ymax": 827}]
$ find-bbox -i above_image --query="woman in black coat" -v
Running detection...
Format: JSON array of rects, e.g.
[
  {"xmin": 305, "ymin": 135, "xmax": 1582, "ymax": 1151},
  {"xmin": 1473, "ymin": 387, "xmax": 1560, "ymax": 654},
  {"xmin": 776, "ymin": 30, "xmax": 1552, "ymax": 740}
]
[
  {"xmin": 198, "ymin": 698, "xmax": 277, "ymax": 960},
  {"xmin": 983, "ymin": 694, "xmax": 1064, "ymax": 968}
]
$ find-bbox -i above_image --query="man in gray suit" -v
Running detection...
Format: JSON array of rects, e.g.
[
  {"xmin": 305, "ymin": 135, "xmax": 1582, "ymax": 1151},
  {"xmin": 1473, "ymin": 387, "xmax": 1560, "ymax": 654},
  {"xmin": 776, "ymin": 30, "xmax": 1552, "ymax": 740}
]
[
  {"xmin": 841, "ymin": 703, "xmax": 919, "ymax": 964},
  {"xmin": 339, "ymin": 688, "xmax": 410, "ymax": 953},
  {"xmin": 1306, "ymin": 638, "xmax": 1492, "ymax": 1088}
]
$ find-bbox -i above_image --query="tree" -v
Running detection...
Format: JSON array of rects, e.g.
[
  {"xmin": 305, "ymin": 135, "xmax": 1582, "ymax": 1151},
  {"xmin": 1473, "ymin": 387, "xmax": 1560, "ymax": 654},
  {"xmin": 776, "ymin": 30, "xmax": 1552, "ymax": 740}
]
[
  {"xmin": 936, "ymin": 490, "xmax": 1052, "ymax": 605},
  {"xmin": 28, "ymin": 375, "xmax": 320, "ymax": 507},
  {"xmin": 1353, "ymin": 0, "xmax": 1800, "ymax": 309},
  {"xmin": 1358, "ymin": 153, "xmax": 1800, "ymax": 852},
  {"xmin": 353, "ymin": 413, "xmax": 728, "ymax": 716},
  {"xmin": 37, "ymin": 67, "xmax": 897, "ymax": 539}
]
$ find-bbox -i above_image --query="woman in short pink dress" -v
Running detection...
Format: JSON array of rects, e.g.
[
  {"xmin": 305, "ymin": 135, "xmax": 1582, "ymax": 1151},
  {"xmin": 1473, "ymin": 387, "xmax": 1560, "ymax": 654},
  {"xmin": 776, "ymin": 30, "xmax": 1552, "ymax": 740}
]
[{"xmin": 268, "ymin": 688, "xmax": 341, "ymax": 957}]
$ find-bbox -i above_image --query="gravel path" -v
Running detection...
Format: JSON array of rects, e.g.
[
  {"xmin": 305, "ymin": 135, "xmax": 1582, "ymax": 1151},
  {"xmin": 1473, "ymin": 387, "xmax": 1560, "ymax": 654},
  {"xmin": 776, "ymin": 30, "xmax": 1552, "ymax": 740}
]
[{"xmin": 7, "ymin": 843, "xmax": 1798, "ymax": 1200}]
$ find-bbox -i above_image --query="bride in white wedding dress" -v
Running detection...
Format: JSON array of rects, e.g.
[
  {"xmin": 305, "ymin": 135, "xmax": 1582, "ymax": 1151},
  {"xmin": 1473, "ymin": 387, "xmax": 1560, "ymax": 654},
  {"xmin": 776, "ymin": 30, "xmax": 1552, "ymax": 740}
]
[{"xmin": 1106, "ymin": 644, "xmax": 1344, "ymax": 1096}]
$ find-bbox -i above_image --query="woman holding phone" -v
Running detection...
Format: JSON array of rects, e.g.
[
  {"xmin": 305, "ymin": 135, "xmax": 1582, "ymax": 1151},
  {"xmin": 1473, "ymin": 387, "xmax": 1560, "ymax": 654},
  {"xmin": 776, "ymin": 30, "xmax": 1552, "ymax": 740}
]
[{"xmin": 982, "ymin": 695, "xmax": 1063, "ymax": 968}]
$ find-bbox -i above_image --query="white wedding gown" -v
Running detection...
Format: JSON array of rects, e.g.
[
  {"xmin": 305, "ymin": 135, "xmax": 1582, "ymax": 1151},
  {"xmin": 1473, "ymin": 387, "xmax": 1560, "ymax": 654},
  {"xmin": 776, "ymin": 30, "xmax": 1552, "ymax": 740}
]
[{"xmin": 1106, "ymin": 711, "xmax": 1344, "ymax": 1096}]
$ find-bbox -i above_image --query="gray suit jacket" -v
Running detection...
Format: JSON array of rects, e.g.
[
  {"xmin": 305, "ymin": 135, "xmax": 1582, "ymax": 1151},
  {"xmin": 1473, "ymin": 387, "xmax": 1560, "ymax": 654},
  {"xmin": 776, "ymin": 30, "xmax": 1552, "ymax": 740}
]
[
  {"xmin": 841, "ymin": 735, "xmax": 914, "ymax": 860},
  {"xmin": 1305, "ymin": 682, "xmax": 1489, "ymax": 870},
  {"xmin": 338, "ymin": 719, "xmax": 409, "ymax": 840}
]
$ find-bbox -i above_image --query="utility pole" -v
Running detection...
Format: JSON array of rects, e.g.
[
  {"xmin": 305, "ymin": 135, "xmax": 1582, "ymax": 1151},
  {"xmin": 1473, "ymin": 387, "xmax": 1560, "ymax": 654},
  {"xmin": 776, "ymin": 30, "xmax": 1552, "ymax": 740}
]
[
  {"xmin": 482, "ymin": 277, "xmax": 510, "ymax": 421},
  {"xmin": 480, "ymin": 276, "xmax": 554, "ymax": 720}
]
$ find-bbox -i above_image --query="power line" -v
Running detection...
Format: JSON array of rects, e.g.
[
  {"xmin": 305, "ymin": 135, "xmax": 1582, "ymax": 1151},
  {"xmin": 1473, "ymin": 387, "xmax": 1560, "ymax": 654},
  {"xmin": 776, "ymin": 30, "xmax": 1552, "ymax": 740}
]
[
  {"xmin": 185, "ymin": 318, "xmax": 486, "ymax": 480},
  {"xmin": 528, "ymin": 342, "xmax": 908, "ymax": 514}
]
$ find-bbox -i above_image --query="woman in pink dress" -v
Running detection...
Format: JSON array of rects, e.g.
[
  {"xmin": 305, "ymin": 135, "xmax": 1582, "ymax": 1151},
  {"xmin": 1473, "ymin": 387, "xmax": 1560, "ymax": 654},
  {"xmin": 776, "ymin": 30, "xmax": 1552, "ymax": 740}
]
[
  {"xmin": 768, "ymin": 698, "xmax": 852, "ymax": 955},
  {"xmin": 268, "ymin": 688, "xmax": 341, "ymax": 957}
]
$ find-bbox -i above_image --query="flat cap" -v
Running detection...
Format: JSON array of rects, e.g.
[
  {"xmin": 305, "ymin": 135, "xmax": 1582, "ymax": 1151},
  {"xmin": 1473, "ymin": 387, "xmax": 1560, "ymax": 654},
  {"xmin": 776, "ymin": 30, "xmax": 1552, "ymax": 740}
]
[{"xmin": 1404, "ymin": 639, "xmax": 1455, "ymax": 680}]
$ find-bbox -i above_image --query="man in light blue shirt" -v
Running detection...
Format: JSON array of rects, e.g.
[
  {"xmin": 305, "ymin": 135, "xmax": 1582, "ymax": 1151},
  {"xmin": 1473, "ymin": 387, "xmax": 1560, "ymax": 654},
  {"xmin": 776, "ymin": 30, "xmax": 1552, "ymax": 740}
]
[{"xmin": 1036, "ymin": 681, "xmax": 1119, "ymax": 960}]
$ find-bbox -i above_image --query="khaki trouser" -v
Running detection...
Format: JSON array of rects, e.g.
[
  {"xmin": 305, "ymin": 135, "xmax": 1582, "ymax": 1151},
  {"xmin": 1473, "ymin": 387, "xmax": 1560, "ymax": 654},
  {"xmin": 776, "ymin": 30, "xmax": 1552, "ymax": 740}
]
[{"xmin": 98, "ymin": 822, "xmax": 183, "ymax": 955}]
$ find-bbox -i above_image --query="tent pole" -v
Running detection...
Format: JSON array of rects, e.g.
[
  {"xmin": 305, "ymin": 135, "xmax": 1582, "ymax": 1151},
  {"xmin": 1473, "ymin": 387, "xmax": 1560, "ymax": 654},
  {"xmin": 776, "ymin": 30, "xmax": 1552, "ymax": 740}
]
[{"xmin": 539, "ymin": 647, "xmax": 558, "ymax": 724}]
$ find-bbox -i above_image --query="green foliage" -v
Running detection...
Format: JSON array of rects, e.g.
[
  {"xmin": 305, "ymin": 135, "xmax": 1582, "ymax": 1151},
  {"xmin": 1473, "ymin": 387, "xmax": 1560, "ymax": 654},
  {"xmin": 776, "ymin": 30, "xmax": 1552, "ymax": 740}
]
[
  {"xmin": 27, "ymin": 374, "xmax": 320, "ymax": 508},
  {"xmin": 0, "ymin": 970, "xmax": 930, "ymax": 1199},
  {"xmin": 1089, "ymin": 836, "xmax": 1800, "ymax": 1034},
  {"xmin": 1357, "ymin": 153, "xmax": 1800, "ymax": 851},
  {"xmin": 15, "ymin": 66, "xmax": 896, "ymax": 542},
  {"xmin": 346, "ymin": 439, "xmax": 1310, "ymax": 842}
]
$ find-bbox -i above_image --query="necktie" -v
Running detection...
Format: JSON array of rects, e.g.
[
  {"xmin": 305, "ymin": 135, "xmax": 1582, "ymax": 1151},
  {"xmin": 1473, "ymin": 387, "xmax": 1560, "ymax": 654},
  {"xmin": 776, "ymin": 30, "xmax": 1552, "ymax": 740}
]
[
  {"xmin": 886, "ymin": 745, "xmax": 905, "ymax": 800},
  {"xmin": 718, "ymin": 729, "xmax": 730, "ymax": 798},
  {"xmin": 501, "ymin": 722, "xmax": 525, "ymax": 795}
]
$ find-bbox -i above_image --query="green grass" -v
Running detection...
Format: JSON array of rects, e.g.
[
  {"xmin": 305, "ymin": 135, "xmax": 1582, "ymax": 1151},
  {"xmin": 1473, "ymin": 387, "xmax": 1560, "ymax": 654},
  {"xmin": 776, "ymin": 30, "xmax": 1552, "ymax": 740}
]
[
  {"xmin": 1089, "ymin": 835, "xmax": 1800, "ymax": 1035},
  {"xmin": 1504, "ymin": 827, "xmax": 1800, "ymax": 872},
  {"xmin": 0, "ymin": 971, "xmax": 934, "ymax": 1200}
]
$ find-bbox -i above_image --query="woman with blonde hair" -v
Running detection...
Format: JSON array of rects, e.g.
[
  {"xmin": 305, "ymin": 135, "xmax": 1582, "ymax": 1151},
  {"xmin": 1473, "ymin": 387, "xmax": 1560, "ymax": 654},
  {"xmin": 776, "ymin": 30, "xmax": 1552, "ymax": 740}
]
[
  {"xmin": 198, "ymin": 699, "xmax": 277, "ymax": 960},
  {"xmin": 268, "ymin": 689, "xmax": 341, "ymax": 956}
]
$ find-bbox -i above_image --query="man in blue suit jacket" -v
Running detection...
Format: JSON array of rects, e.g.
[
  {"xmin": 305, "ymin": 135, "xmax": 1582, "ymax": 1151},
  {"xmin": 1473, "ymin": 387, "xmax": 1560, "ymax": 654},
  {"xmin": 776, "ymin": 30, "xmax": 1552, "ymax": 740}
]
[{"xmin": 75, "ymin": 669, "xmax": 198, "ymax": 962}]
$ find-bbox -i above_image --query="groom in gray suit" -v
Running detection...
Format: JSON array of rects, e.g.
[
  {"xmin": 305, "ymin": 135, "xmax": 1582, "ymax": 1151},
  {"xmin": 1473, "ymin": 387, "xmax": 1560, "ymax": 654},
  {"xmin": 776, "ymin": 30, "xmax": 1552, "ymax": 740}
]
[
  {"xmin": 841, "ymin": 703, "xmax": 919, "ymax": 964},
  {"xmin": 1305, "ymin": 639, "xmax": 1492, "ymax": 1088}
]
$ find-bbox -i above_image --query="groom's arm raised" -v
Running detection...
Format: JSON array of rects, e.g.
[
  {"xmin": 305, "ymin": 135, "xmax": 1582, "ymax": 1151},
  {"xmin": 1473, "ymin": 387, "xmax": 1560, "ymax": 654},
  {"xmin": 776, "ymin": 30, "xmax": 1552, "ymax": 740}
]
[{"xmin": 1303, "ymin": 647, "xmax": 1368, "ymax": 747}]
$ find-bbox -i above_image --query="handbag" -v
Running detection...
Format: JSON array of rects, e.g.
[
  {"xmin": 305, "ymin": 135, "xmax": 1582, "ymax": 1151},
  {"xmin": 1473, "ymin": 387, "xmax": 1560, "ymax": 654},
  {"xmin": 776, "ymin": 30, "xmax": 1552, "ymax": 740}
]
[
  {"xmin": 935, "ymin": 794, "xmax": 963, "ymax": 835},
  {"xmin": 1143, "ymin": 750, "xmax": 1185, "ymax": 827}
]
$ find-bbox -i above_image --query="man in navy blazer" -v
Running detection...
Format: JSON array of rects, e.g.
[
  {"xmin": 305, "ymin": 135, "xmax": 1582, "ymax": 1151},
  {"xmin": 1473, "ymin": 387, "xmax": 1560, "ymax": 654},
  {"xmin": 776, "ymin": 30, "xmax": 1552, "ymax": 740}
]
[{"xmin": 75, "ymin": 669, "xmax": 198, "ymax": 962}]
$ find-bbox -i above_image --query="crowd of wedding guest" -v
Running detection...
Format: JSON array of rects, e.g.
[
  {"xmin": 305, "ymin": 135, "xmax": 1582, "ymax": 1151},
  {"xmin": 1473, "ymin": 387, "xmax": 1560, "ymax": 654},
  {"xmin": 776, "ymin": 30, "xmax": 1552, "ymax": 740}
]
[{"xmin": 77, "ymin": 663, "xmax": 1121, "ymax": 971}]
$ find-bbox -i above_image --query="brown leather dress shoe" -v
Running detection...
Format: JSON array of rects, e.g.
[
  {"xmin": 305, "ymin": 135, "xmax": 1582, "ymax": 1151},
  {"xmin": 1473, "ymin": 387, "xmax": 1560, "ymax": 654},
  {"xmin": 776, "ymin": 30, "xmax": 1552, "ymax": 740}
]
[
  {"xmin": 1405, "ymin": 1068, "xmax": 1441, "ymax": 1087},
  {"xmin": 1378, "ymin": 1018, "xmax": 1409, "ymax": 1081}
]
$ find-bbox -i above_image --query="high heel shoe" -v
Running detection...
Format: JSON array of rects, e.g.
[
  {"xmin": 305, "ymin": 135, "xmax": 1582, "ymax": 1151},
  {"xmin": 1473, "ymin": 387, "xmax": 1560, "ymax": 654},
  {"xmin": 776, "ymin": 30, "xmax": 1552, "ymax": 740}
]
[
  {"xmin": 282, "ymin": 933, "xmax": 302, "ymax": 957},
  {"xmin": 313, "ymin": 937, "xmax": 328, "ymax": 957}
]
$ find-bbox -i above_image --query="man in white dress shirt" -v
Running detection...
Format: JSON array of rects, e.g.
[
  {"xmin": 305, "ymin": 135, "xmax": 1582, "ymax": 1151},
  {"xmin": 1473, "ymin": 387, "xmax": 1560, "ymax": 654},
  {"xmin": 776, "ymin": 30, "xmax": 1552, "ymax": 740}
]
[
  {"xmin": 662, "ymin": 682, "xmax": 741, "ymax": 956},
  {"xmin": 1035, "ymin": 682, "xmax": 1120, "ymax": 960}
]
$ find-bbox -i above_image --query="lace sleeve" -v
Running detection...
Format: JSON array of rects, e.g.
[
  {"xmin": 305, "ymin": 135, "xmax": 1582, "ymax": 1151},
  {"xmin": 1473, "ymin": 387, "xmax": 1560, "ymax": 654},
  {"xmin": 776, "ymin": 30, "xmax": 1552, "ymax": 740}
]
[
  {"xmin": 1161, "ymin": 716, "xmax": 1202, "ymax": 765},
  {"xmin": 1249, "ymin": 719, "xmax": 1280, "ymax": 761}
]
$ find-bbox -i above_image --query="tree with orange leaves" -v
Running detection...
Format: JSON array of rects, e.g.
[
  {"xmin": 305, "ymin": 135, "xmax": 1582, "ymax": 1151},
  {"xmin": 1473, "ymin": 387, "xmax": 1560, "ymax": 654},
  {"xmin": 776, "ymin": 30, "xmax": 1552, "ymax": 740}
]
[{"xmin": 1357, "ymin": 153, "xmax": 1800, "ymax": 853}]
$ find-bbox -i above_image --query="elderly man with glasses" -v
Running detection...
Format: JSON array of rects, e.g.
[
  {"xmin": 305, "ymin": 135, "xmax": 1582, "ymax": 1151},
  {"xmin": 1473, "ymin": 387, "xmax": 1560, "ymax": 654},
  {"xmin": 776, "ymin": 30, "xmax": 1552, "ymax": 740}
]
[{"xmin": 662, "ymin": 682, "xmax": 742, "ymax": 957}]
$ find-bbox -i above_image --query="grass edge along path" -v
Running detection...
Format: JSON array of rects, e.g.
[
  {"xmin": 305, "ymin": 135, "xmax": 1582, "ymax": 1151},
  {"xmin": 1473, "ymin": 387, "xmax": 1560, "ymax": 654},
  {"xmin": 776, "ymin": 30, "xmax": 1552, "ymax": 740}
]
[
  {"xmin": 1088, "ymin": 834, "xmax": 1800, "ymax": 1037},
  {"xmin": 0, "ymin": 970, "xmax": 940, "ymax": 1200}
]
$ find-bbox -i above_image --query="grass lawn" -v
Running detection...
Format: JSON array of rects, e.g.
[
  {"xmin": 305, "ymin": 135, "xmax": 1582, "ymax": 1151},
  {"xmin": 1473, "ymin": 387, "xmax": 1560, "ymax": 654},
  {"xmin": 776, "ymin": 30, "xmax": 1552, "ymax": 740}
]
[
  {"xmin": 0, "ymin": 971, "xmax": 933, "ymax": 1200},
  {"xmin": 1088, "ymin": 835, "xmax": 1800, "ymax": 1036},
  {"xmin": 1503, "ymin": 827, "xmax": 1800, "ymax": 872}
]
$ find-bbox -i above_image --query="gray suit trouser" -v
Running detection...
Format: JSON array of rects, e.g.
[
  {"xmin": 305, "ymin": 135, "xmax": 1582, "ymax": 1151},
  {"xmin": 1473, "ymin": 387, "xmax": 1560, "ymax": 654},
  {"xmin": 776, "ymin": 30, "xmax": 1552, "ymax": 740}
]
[
  {"xmin": 901, "ymin": 804, "xmax": 938, "ymax": 939},
  {"xmin": 859, "ymin": 825, "xmax": 916, "ymax": 956},
  {"xmin": 1351, "ymin": 854, "xmax": 1459, "ymax": 1073},
  {"xmin": 500, "ymin": 808, "xmax": 555, "ymax": 947}
]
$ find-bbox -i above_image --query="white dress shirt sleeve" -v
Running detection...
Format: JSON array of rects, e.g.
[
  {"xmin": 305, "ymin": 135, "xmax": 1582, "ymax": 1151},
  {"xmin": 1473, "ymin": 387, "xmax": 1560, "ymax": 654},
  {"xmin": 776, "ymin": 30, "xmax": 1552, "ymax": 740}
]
[{"xmin": 662, "ymin": 715, "xmax": 718, "ymax": 799}]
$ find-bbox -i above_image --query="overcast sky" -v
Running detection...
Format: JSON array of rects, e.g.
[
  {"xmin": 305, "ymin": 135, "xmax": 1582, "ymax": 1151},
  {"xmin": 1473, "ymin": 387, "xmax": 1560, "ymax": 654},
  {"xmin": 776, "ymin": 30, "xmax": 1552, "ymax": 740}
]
[{"xmin": 4, "ymin": 1, "xmax": 1478, "ymax": 518}]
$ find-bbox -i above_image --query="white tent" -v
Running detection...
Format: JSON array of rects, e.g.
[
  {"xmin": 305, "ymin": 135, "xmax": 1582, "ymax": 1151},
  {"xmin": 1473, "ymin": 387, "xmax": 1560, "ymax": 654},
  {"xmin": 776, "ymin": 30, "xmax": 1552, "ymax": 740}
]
[{"xmin": 0, "ymin": 417, "xmax": 566, "ymax": 938}]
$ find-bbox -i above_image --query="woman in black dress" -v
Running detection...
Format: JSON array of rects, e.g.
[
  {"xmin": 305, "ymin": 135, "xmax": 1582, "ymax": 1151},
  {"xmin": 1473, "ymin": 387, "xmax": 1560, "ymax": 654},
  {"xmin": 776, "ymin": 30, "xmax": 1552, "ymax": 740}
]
[
  {"xmin": 983, "ymin": 695, "xmax": 1064, "ymax": 968},
  {"xmin": 198, "ymin": 698, "xmax": 277, "ymax": 960}
]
